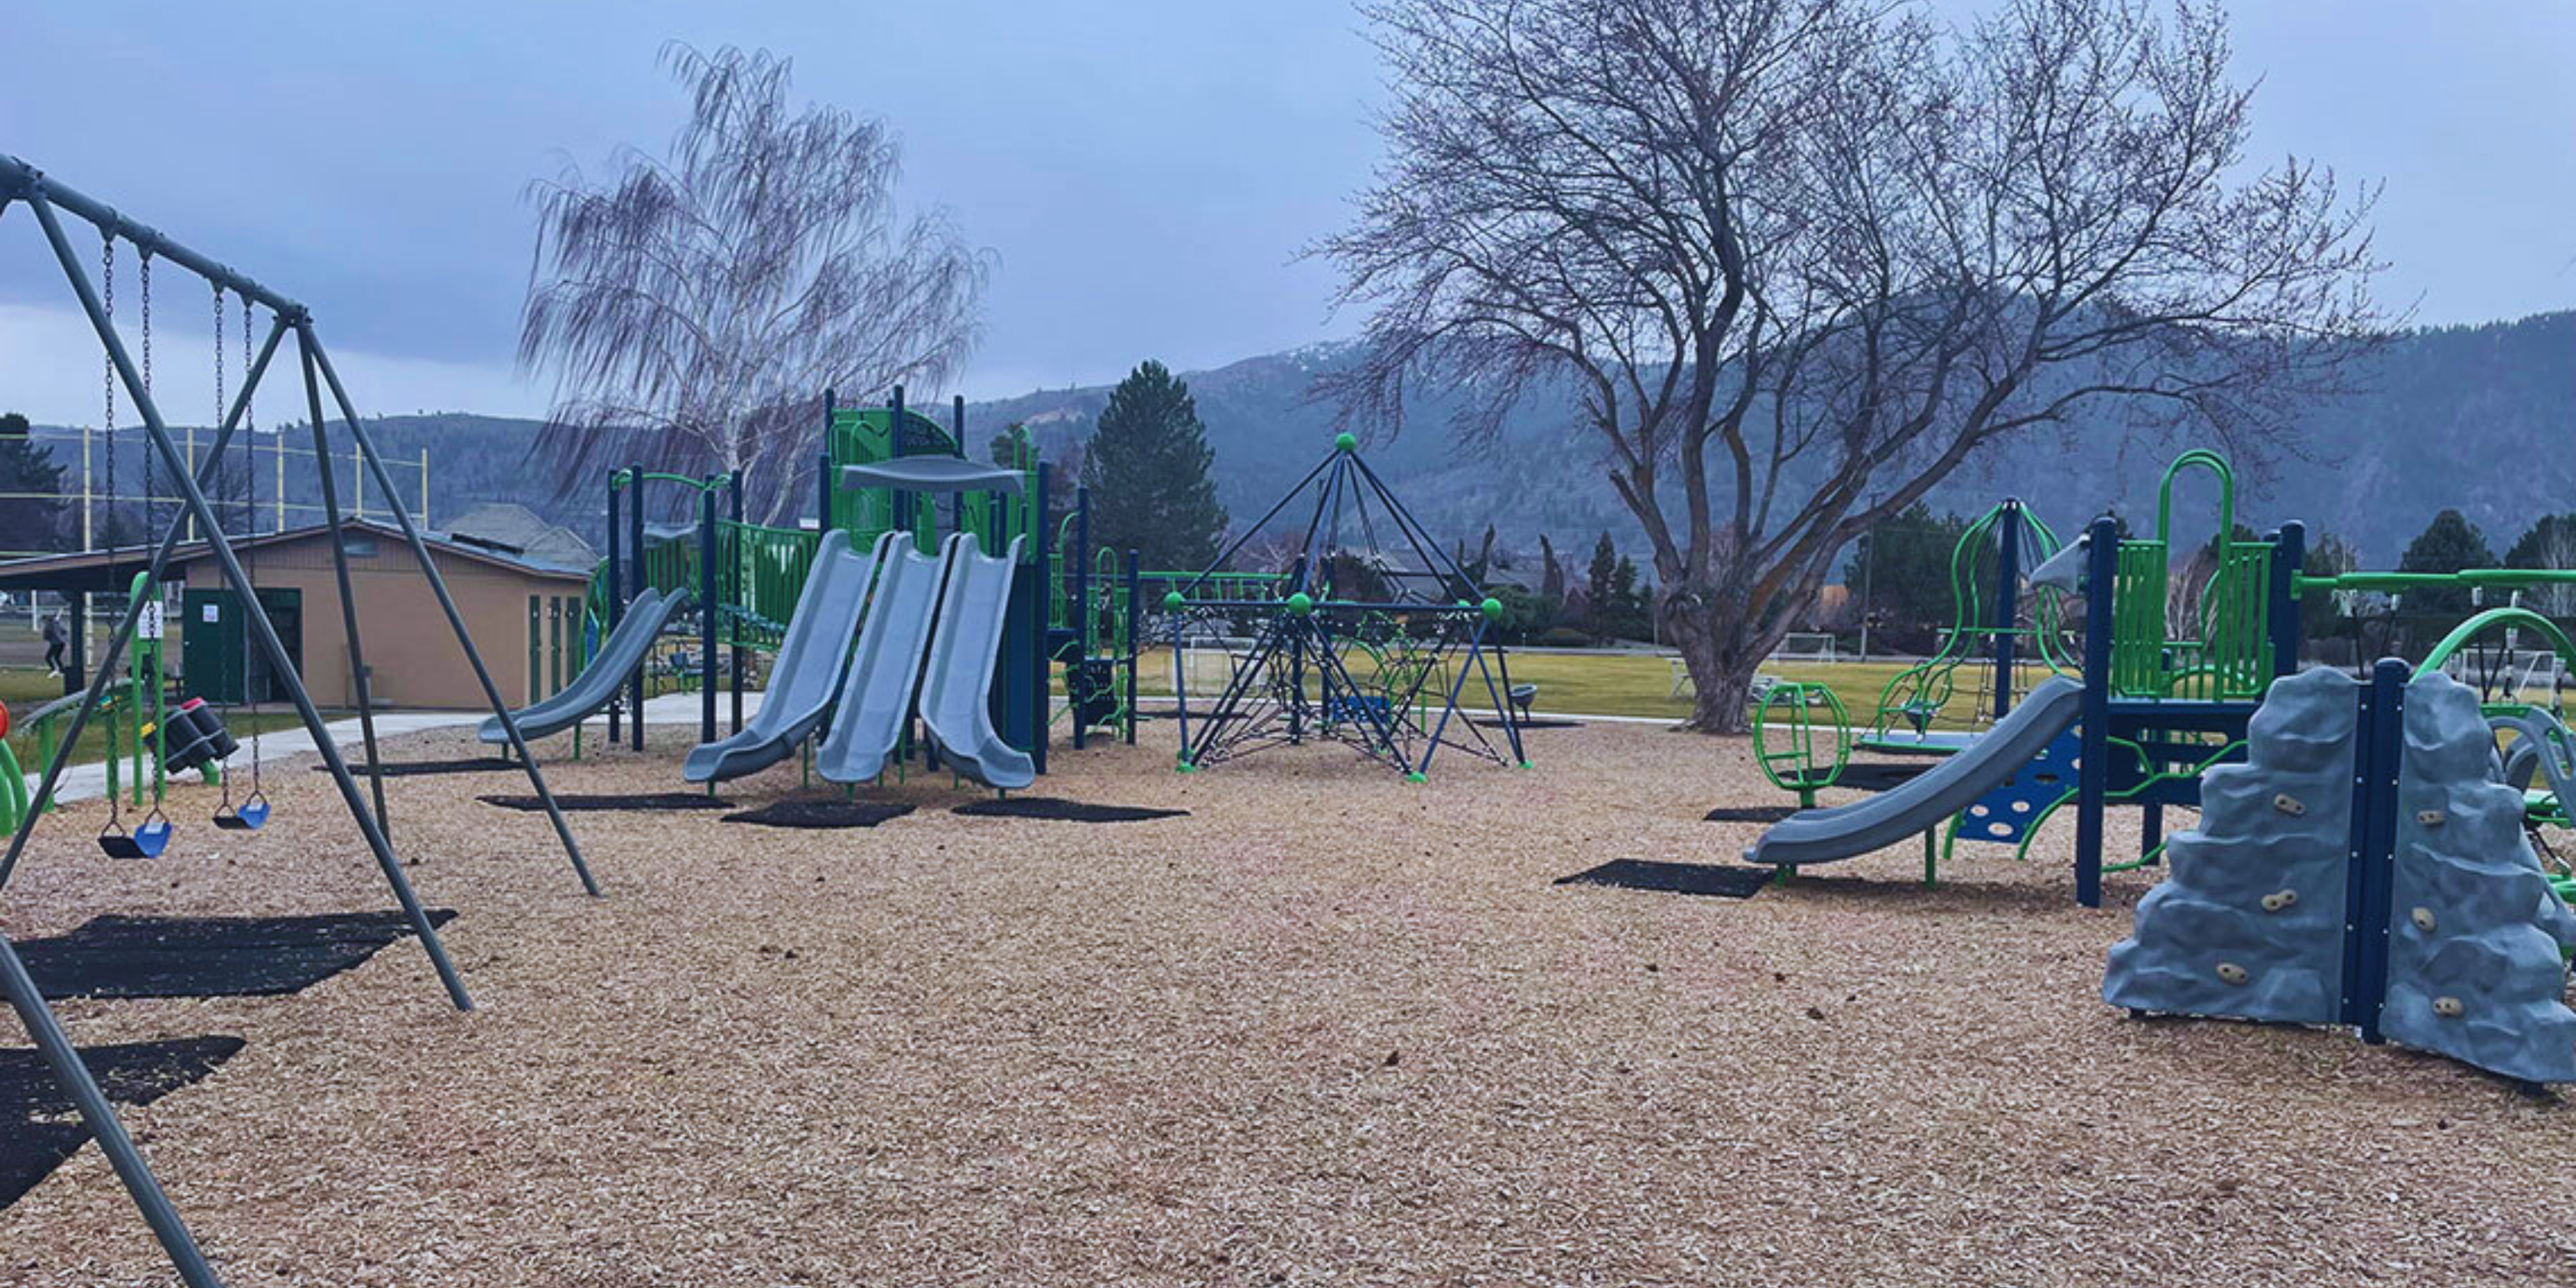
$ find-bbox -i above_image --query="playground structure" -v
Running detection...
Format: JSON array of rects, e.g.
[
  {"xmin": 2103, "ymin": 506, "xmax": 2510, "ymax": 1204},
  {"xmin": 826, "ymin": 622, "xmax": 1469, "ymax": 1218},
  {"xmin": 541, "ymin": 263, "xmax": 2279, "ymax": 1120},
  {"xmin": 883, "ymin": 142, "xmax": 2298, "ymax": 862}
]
[
  {"xmin": 1737, "ymin": 447, "xmax": 2576, "ymax": 1084},
  {"xmin": 0, "ymin": 149, "xmax": 607, "ymax": 1288},
  {"xmin": 548, "ymin": 386, "xmax": 1137, "ymax": 782},
  {"xmin": 1752, "ymin": 449, "xmax": 2576, "ymax": 906},
  {"xmin": 505, "ymin": 388, "xmax": 1059, "ymax": 796},
  {"xmin": 1164, "ymin": 433, "xmax": 1526, "ymax": 780},
  {"xmin": 1861, "ymin": 497, "xmax": 2078, "ymax": 755}
]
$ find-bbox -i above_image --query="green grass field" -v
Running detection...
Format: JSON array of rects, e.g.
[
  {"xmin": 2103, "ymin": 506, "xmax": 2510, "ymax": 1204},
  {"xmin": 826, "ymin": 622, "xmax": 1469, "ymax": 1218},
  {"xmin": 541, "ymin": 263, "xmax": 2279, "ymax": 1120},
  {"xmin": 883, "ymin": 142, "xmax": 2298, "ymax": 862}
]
[
  {"xmin": 0, "ymin": 668, "xmax": 310, "ymax": 775},
  {"xmin": 1096, "ymin": 645, "xmax": 2050, "ymax": 728}
]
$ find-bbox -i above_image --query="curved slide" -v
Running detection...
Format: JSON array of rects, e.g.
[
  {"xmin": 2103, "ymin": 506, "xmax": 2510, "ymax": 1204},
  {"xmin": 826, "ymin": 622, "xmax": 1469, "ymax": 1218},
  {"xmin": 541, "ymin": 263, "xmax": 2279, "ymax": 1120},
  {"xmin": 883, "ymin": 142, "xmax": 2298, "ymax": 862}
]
[
  {"xmin": 2497, "ymin": 709, "xmax": 2576, "ymax": 809},
  {"xmin": 1747, "ymin": 676, "xmax": 2086, "ymax": 868},
  {"xmin": 917, "ymin": 533, "xmax": 1035, "ymax": 790},
  {"xmin": 814, "ymin": 537, "xmax": 948, "ymax": 784},
  {"xmin": 683, "ymin": 531, "xmax": 886, "ymax": 784},
  {"xmin": 480, "ymin": 587, "xmax": 694, "ymax": 744}
]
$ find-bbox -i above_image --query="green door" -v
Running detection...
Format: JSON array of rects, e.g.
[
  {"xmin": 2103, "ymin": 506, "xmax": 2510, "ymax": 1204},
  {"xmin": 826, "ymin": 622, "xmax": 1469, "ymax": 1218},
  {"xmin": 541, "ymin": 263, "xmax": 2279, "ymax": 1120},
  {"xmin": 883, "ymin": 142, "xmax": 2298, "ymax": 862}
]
[
  {"xmin": 181, "ymin": 587, "xmax": 301, "ymax": 705},
  {"xmin": 181, "ymin": 588, "xmax": 244, "ymax": 703}
]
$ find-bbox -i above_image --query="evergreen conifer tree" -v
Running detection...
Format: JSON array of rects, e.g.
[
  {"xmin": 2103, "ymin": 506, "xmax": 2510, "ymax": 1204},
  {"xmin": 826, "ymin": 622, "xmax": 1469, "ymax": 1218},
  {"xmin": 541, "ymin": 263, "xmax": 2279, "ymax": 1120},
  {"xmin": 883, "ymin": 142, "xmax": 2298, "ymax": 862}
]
[{"xmin": 1078, "ymin": 362, "xmax": 1227, "ymax": 570}]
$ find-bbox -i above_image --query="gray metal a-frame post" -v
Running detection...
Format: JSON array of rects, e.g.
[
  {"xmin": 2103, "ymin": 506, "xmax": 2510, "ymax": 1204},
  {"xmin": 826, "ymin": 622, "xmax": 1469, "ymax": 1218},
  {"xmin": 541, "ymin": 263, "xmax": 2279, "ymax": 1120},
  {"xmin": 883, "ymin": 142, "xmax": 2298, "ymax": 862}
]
[
  {"xmin": 303, "ymin": 333, "xmax": 597, "ymax": 894},
  {"xmin": 294, "ymin": 336, "xmax": 393, "ymax": 839},
  {"xmin": 0, "ymin": 148, "xmax": 598, "ymax": 1285}
]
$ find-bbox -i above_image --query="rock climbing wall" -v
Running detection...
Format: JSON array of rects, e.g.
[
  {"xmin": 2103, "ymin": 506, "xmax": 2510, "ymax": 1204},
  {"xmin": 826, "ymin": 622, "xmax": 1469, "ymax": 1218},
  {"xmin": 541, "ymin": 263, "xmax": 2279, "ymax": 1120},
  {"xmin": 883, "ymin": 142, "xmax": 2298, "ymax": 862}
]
[
  {"xmin": 2103, "ymin": 668, "xmax": 2358, "ymax": 1023},
  {"xmin": 2379, "ymin": 672, "xmax": 2576, "ymax": 1085}
]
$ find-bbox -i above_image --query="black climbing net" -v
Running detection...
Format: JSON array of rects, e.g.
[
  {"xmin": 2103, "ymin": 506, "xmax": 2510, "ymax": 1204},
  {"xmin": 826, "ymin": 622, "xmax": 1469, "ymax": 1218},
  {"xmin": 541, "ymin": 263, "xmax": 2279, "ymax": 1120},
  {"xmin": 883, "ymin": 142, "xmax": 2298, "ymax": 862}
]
[{"xmin": 1165, "ymin": 441, "xmax": 1526, "ymax": 778}]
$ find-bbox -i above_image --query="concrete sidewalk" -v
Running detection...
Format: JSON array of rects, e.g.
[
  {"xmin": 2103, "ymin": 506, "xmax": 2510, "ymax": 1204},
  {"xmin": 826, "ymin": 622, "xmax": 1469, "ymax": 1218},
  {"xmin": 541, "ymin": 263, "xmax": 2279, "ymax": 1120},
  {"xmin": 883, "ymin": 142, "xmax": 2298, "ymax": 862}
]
[{"xmin": 35, "ymin": 691, "xmax": 756, "ymax": 806}]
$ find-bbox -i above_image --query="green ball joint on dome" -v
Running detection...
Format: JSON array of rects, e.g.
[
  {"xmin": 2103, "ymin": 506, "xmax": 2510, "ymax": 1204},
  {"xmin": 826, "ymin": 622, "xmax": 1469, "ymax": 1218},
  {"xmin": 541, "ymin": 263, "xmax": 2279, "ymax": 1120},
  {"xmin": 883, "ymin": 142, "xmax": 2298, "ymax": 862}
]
[
  {"xmin": 1479, "ymin": 597, "xmax": 1504, "ymax": 621},
  {"xmin": 1163, "ymin": 590, "xmax": 1185, "ymax": 611},
  {"xmin": 1286, "ymin": 592, "xmax": 1315, "ymax": 617},
  {"xmin": 1334, "ymin": 431, "xmax": 1358, "ymax": 453}
]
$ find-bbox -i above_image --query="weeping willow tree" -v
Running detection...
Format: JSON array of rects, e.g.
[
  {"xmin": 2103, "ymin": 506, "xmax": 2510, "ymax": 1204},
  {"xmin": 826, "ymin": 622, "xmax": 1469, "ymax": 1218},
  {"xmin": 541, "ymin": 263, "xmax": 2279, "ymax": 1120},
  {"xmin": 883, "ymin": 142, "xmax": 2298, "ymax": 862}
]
[{"xmin": 519, "ymin": 43, "xmax": 990, "ymax": 522}]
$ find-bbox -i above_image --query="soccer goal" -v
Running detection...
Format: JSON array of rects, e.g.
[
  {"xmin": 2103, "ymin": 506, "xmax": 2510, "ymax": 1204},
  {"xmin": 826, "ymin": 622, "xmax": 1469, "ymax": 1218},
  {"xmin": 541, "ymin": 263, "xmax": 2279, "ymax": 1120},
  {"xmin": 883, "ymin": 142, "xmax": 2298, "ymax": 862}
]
[{"xmin": 1769, "ymin": 632, "xmax": 1839, "ymax": 666}]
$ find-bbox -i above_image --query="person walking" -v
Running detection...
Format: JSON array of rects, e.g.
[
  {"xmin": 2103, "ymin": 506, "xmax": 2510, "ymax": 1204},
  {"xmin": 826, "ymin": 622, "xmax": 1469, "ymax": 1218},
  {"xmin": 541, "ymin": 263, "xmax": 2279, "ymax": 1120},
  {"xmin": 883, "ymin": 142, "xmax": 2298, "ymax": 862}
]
[{"xmin": 41, "ymin": 609, "xmax": 67, "ymax": 676}]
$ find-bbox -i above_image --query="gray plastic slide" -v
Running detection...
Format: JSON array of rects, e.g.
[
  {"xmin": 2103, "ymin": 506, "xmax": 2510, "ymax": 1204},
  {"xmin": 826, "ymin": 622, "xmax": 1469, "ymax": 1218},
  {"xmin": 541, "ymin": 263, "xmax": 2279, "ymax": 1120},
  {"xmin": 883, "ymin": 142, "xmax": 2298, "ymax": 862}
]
[
  {"xmin": 1746, "ymin": 676, "xmax": 2086, "ymax": 867},
  {"xmin": 917, "ymin": 533, "xmax": 1036, "ymax": 790},
  {"xmin": 683, "ymin": 531, "xmax": 883, "ymax": 784},
  {"xmin": 2495, "ymin": 709, "xmax": 2576, "ymax": 807},
  {"xmin": 480, "ymin": 588, "xmax": 692, "ymax": 744},
  {"xmin": 814, "ymin": 535, "xmax": 948, "ymax": 783}
]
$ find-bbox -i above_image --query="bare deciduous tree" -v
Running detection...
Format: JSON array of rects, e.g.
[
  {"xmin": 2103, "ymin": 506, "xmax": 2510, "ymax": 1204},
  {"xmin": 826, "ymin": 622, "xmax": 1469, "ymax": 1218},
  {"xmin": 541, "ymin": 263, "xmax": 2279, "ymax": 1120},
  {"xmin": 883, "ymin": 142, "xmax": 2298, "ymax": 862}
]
[
  {"xmin": 520, "ymin": 44, "xmax": 990, "ymax": 522},
  {"xmin": 1320, "ymin": 0, "xmax": 2383, "ymax": 731}
]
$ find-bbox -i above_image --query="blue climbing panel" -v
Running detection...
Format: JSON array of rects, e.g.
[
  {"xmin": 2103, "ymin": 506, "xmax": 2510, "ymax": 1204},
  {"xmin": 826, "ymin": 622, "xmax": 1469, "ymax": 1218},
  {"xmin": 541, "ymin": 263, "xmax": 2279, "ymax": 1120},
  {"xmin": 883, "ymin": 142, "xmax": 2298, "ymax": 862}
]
[{"xmin": 1952, "ymin": 728, "xmax": 2081, "ymax": 847}]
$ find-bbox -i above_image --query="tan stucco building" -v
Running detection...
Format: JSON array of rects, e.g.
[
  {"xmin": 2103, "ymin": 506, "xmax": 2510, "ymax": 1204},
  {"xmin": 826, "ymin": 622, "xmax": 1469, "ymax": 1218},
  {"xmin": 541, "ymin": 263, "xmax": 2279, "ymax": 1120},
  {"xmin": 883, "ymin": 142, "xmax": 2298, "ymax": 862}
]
[{"xmin": 0, "ymin": 518, "xmax": 594, "ymax": 711}]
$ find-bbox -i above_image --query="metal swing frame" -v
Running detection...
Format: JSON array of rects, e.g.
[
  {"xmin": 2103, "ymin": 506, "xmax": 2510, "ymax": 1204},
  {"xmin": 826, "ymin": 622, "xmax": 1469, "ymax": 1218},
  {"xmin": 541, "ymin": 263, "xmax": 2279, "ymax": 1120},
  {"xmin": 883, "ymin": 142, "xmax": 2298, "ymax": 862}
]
[{"xmin": 0, "ymin": 150, "xmax": 599, "ymax": 1287}]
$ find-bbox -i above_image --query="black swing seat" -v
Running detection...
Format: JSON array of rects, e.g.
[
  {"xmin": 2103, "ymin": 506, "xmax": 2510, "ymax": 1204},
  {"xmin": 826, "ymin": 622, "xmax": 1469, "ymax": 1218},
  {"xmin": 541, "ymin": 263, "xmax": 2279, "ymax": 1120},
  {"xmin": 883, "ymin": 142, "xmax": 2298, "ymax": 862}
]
[
  {"xmin": 98, "ymin": 815, "xmax": 172, "ymax": 858},
  {"xmin": 213, "ymin": 794, "xmax": 270, "ymax": 831}
]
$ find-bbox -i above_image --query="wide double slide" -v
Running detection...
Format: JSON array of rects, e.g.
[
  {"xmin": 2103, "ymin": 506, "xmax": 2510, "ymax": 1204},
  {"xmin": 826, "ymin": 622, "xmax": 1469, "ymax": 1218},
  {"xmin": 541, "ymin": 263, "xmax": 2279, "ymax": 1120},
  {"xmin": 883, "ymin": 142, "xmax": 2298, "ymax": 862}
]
[
  {"xmin": 1746, "ymin": 676, "xmax": 2087, "ymax": 868},
  {"xmin": 916, "ymin": 533, "xmax": 1036, "ymax": 790},
  {"xmin": 683, "ymin": 531, "xmax": 887, "ymax": 783},
  {"xmin": 813, "ymin": 536, "xmax": 948, "ymax": 783},
  {"xmin": 480, "ymin": 587, "xmax": 693, "ymax": 744}
]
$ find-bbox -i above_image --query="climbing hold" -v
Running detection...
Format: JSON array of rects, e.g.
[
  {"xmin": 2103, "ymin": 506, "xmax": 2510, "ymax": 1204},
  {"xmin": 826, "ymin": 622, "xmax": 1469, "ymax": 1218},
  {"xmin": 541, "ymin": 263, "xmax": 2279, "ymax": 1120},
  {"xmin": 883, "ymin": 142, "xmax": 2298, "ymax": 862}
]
[
  {"xmin": 2415, "ymin": 809, "xmax": 2446, "ymax": 828},
  {"xmin": 2433, "ymin": 996, "xmax": 2464, "ymax": 1019},
  {"xmin": 2271, "ymin": 793, "xmax": 2306, "ymax": 817},
  {"xmin": 2260, "ymin": 889, "xmax": 2299, "ymax": 912},
  {"xmin": 2411, "ymin": 906, "xmax": 2437, "ymax": 934},
  {"xmin": 2215, "ymin": 962, "xmax": 2249, "ymax": 985}
]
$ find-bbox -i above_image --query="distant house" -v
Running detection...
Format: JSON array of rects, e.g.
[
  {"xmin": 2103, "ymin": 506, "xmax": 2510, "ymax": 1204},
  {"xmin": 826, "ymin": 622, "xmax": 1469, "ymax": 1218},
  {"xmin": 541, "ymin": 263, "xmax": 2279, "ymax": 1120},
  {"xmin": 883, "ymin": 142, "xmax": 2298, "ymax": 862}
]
[{"xmin": 0, "ymin": 518, "xmax": 593, "ymax": 711}]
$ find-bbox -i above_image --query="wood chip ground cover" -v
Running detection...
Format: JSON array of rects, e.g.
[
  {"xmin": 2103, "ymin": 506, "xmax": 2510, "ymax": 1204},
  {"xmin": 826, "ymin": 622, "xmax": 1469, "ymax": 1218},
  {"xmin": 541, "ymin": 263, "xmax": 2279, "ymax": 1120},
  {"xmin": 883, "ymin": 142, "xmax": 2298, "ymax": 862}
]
[{"xmin": 3, "ymin": 721, "xmax": 2571, "ymax": 1285}]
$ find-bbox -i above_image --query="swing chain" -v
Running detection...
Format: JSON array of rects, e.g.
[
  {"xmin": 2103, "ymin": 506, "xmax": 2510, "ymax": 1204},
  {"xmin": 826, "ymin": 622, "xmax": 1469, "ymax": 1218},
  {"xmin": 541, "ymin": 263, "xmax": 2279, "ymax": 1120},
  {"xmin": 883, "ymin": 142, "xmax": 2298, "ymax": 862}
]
[
  {"xmin": 242, "ymin": 295, "xmax": 267, "ymax": 803},
  {"xmin": 140, "ymin": 251, "xmax": 154, "ymax": 548},
  {"xmin": 101, "ymin": 234, "xmax": 114, "ymax": 554}
]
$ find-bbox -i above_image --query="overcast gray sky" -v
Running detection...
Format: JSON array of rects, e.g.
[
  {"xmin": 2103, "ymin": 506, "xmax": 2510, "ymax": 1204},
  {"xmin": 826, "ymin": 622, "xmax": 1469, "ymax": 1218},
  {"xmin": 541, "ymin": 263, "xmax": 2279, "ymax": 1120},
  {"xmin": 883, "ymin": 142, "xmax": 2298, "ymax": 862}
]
[{"xmin": 3, "ymin": 1, "xmax": 2571, "ymax": 425}]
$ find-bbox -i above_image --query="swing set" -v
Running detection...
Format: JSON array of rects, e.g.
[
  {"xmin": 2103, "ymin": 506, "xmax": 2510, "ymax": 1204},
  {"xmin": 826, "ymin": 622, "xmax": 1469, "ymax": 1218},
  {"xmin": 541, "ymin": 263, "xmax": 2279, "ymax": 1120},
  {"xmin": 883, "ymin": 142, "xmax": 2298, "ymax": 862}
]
[{"xmin": 0, "ymin": 149, "xmax": 605, "ymax": 1288}]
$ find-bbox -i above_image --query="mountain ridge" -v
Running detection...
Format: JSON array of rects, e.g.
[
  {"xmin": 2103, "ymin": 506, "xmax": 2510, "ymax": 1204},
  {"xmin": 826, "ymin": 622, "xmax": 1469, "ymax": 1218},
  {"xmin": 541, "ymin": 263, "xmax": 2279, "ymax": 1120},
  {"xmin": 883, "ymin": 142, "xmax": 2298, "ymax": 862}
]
[{"xmin": 15, "ymin": 311, "xmax": 2572, "ymax": 576}]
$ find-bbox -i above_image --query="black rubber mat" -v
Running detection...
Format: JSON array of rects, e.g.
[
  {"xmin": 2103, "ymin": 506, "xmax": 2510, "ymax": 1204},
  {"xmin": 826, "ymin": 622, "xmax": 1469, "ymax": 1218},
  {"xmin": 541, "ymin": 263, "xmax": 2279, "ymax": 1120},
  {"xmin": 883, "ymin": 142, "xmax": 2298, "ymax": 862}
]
[
  {"xmin": 721, "ymin": 799, "xmax": 917, "ymax": 830},
  {"xmin": 315, "ymin": 757, "xmax": 519, "ymax": 777},
  {"xmin": 478, "ymin": 793, "xmax": 733, "ymax": 812},
  {"xmin": 1555, "ymin": 858, "xmax": 1774, "ymax": 899},
  {"xmin": 1836, "ymin": 762, "xmax": 1932, "ymax": 793},
  {"xmin": 0, "ymin": 1036, "xmax": 246, "ymax": 1209},
  {"xmin": 1470, "ymin": 717, "xmax": 1581, "ymax": 729},
  {"xmin": 15, "ymin": 911, "xmax": 461, "ymax": 999},
  {"xmin": 1704, "ymin": 805, "xmax": 1801, "ymax": 824},
  {"xmin": 952, "ymin": 798, "xmax": 1188, "ymax": 823}
]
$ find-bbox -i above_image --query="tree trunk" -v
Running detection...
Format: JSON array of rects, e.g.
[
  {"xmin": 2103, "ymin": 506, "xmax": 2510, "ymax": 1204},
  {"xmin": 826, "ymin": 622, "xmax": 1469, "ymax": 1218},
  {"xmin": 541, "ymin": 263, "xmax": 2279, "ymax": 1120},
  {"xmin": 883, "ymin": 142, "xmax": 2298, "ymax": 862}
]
[{"xmin": 1666, "ymin": 604, "xmax": 1758, "ymax": 735}]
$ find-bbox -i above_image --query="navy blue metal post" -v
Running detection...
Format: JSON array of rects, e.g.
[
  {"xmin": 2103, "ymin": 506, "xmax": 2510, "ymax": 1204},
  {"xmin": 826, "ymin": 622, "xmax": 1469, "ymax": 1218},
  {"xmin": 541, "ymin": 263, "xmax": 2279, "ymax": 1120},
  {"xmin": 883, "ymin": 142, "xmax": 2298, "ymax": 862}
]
[
  {"xmin": 606, "ymin": 473, "xmax": 624, "ymax": 743},
  {"xmin": 2074, "ymin": 516, "xmax": 2120, "ymax": 908},
  {"xmin": 889, "ymin": 385, "xmax": 911, "ymax": 544},
  {"xmin": 2271, "ymin": 521, "xmax": 2306, "ymax": 684},
  {"xmin": 729, "ymin": 473, "xmax": 745, "ymax": 734},
  {"xmin": 629, "ymin": 459, "xmax": 647, "ymax": 751},
  {"xmin": 1993, "ymin": 500, "xmax": 2023, "ymax": 721},
  {"xmin": 2343, "ymin": 658, "xmax": 2408, "ymax": 1042},
  {"xmin": 699, "ymin": 484, "xmax": 718, "ymax": 744},
  {"xmin": 1072, "ymin": 486, "xmax": 1092, "ymax": 750},
  {"xmin": 1123, "ymin": 548, "xmax": 1141, "ymax": 745},
  {"xmin": 819, "ymin": 387, "xmax": 837, "ymax": 534},
  {"xmin": 1030, "ymin": 461, "xmax": 1051, "ymax": 777}
]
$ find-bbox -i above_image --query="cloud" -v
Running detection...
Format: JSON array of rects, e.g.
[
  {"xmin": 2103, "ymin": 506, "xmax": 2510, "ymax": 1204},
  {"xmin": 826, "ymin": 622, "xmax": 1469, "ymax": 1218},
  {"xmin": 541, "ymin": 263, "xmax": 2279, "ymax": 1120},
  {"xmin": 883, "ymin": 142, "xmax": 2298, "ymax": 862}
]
[{"xmin": 0, "ymin": 302, "xmax": 544, "ymax": 427}]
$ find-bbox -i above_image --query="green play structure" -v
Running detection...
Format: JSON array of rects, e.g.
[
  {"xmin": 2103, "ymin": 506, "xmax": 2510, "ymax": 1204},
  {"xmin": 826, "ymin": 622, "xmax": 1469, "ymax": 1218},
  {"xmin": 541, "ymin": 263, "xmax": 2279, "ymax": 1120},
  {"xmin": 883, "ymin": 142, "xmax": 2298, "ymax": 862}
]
[{"xmin": 1862, "ymin": 497, "xmax": 2079, "ymax": 753}]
